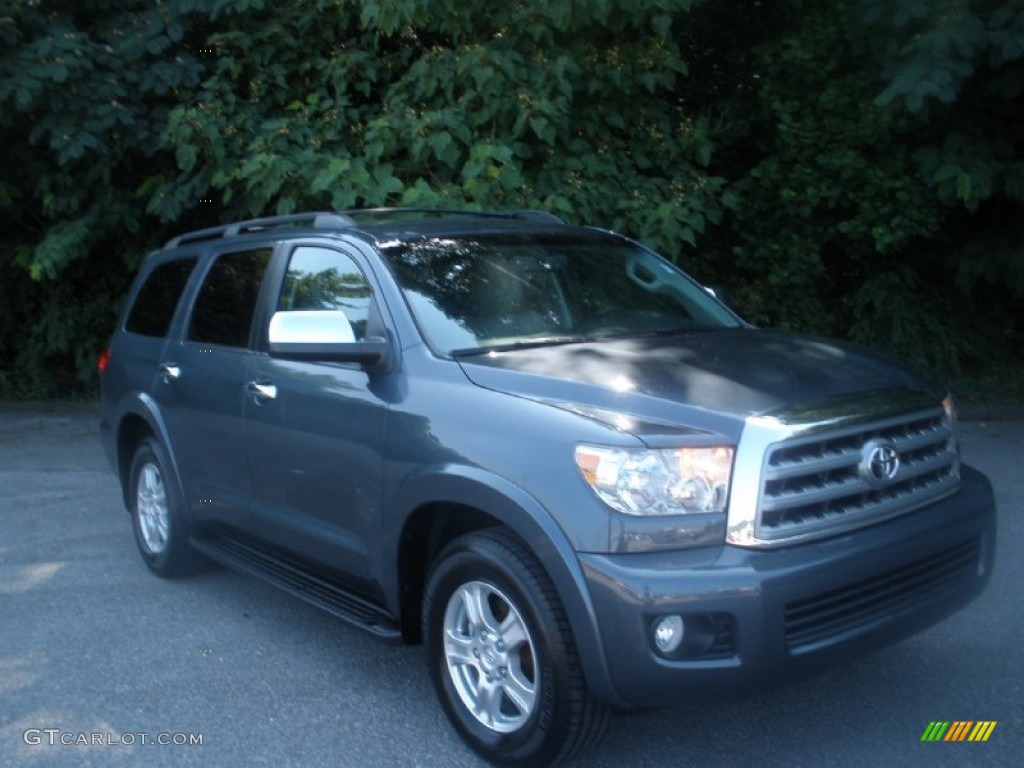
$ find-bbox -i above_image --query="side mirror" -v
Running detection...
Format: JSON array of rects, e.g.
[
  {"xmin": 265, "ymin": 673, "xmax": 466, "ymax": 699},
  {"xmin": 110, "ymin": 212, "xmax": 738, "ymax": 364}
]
[{"xmin": 268, "ymin": 310, "xmax": 391, "ymax": 371}]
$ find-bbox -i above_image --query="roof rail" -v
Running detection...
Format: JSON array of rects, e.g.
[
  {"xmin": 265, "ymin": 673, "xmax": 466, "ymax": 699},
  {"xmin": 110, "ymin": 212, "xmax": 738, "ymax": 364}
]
[
  {"xmin": 163, "ymin": 211, "xmax": 357, "ymax": 249},
  {"xmin": 339, "ymin": 207, "xmax": 567, "ymax": 225},
  {"xmin": 162, "ymin": 207, "xmax": 569, "ymax": 249}
]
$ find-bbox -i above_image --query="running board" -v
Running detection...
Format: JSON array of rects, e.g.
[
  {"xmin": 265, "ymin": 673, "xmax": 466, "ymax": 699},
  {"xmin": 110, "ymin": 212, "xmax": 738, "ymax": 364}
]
[{"xmin": 191, "ymin": 533, "xmax": 402, "ymax": 644}]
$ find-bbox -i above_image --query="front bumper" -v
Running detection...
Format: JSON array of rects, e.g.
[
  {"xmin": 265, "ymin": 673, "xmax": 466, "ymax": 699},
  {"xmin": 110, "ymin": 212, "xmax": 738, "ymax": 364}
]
[{"xmin": 579, "ymin": 464, "xmax": 996, "ymax": 708}]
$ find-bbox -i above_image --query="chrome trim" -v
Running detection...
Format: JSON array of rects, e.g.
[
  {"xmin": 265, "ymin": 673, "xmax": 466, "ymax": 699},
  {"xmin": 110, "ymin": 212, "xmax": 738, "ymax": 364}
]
[
  {"xmin": 246, "ymin": 381, "xmax": 278, "ymax": 401},
  {"xmin": 268, "ymin": 310, "xmax": 355, "ymax": 344},
  {"xmin": 727, "ymin": 415, "xmax": 785, "ymax": 547},
  {"xmin": 158, "ymin": 363, "xmax": 181, "ymax": 381},
  {"xmin": 727, "ymin": 391, "xmax": 960, "ymax": 549}
]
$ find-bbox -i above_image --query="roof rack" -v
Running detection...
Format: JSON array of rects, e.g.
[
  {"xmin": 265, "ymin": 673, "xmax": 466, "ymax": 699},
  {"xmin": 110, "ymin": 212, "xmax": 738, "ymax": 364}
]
[
  {"xmin": 163, "ymin": 211, "xmax": 356, "ymax": 249},
  {"xmin": 339, "ymin": 207, "xmax": 567, "ymax": 225},
  {"xmin": 162, "ymin": 207, "xmax": 567, "ymax": 249}
]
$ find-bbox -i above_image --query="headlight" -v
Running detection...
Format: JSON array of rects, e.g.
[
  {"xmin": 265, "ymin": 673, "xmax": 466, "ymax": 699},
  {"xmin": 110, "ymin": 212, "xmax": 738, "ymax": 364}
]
[{"xmin": 574, "ymin": 444, "xmax": 734, "ymax": 516}]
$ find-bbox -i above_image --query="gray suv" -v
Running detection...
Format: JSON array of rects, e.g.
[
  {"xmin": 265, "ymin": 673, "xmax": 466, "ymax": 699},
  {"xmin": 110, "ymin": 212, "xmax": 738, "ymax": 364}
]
[{"xmin": 99, "ymin": 209, "xmax": 996, "ymax": 765}]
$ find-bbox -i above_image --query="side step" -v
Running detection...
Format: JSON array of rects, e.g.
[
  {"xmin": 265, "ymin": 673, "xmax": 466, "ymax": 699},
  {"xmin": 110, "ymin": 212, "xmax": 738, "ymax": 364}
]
[{"xmin": 191, "ymin": 533, "xmax": 402, "ymax": 644}]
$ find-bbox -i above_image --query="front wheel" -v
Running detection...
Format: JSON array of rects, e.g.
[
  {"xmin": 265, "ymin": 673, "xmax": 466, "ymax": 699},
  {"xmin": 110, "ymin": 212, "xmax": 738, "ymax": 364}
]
[{"xmin": 423, "ymin": 529, "xmax": 607, "ymax": 766}]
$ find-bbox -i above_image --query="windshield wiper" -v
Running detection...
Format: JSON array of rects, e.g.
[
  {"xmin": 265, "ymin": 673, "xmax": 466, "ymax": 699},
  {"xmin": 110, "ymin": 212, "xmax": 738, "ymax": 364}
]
[
  {"xmin": 602, "ymin": 326, "xmax": 718, "ymax": 340},
  {"xmin": 450, "ymin": 336, "xmax": 595, "ymax": 357}
]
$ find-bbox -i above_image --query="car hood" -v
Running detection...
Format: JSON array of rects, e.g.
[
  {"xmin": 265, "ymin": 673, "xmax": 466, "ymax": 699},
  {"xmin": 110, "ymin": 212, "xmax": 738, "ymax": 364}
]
[{"xmin": 456, "ymin": 330, "xmax": 939, "ymax": 442}]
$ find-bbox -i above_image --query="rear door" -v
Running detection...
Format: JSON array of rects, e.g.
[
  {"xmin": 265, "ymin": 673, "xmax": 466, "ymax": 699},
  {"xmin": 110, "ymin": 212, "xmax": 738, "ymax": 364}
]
[
  {"xmin": 242, "ymin": 243, "xmax": 390, "ymax": 590},
  {"xmin": 156, "ymin": 246, "xmax": 274, "ymax": 522}
]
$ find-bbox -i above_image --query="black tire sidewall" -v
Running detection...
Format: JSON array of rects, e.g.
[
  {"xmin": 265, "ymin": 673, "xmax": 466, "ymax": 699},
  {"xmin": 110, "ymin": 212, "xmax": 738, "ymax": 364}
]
[
  {"xmin": 128, "ymin": 437, "xmax": 190, "ymax": 576},
  {"xmin": 424, "ymin": 536, "xmax": 571, "ymax": 765}
]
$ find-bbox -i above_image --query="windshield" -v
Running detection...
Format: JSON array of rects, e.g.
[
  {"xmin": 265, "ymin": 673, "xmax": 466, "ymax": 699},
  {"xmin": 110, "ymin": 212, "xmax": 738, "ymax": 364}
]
[{"xmin": 380, "ymin": 233, "xmax": 742, "ymax": 356}]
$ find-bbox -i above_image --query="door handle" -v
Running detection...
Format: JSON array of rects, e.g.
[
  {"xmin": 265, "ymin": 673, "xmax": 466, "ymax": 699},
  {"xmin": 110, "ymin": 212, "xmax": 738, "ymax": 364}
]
[
  {"xmin": 246, "ymin": 381, "xmax": 277, "ymax": 401},
  {"xmin": 159, "ymin": 363, "xmax": 181, "ymax": 381}
]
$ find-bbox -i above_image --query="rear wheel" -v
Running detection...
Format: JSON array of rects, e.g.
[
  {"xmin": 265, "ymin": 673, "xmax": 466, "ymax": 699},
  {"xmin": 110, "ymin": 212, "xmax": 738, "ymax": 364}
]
[
  {"xmin": 128, "ymin": 438, "xmax": 202, "ymax": 577},
  {"xmin": 423, "ymin": 529, "xmax": 607, "ymax": 766}
]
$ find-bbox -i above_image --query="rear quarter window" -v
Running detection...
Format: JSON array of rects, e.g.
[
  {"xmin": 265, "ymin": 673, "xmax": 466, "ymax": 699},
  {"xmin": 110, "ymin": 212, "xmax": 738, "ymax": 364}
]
[{"xmin": 124, "ymin": 257, "xmax": 198, "ymax": 337}]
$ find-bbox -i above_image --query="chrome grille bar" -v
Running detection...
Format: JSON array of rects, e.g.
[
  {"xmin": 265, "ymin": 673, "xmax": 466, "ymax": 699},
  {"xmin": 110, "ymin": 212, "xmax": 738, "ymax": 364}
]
[{"xmin": 727, "ymin": 396, "xmax": 960, "ymax": 548}]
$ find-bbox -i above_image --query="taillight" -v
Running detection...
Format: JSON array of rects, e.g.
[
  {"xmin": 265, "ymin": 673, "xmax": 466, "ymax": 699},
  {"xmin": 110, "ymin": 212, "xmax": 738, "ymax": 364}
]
[{"xmin": 97, "ymin": 345, "xmax": 111, "ymax": 375}]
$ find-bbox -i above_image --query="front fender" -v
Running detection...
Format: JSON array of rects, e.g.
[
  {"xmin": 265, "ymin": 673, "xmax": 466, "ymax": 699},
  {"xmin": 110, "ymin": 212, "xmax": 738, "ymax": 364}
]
[{"xmin": 381, "ymin": 464, "xmax": 628, "ymax": 708}]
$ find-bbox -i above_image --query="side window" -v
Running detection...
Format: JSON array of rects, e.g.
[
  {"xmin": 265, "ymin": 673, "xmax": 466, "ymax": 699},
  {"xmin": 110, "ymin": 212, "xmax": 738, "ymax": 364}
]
[
  {"xmin": 125, "ymin": 257, "xmax": 197, "ymax": 337},
  {"xmin": 189, "ymin": 249, "xmax": 272, "ymax": 348},
  {"xmin": 278, "ymin": 246, "xmax": 372, "ymax": 341}
]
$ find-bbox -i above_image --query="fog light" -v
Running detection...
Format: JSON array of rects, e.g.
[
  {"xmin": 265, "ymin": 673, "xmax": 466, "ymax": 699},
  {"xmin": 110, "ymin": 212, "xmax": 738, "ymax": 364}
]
[{"xmin": 653, "ymin": 615, "xmax": 685, "ymax": 654}]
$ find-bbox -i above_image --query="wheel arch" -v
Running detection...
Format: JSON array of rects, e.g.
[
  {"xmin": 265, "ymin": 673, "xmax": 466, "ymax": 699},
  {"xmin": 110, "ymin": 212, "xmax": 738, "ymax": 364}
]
[
  {"xmin": 113, "ymin": 394, "xmax": 187, "ymax": 516},
  {"xmin": 387, "ymin": 467, "xmax": 626, "ymax": 708}
]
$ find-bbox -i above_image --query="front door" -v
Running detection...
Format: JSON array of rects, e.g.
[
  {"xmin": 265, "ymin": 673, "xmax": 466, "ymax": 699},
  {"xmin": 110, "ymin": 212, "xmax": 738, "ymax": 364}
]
[{"xmin": 242, "ymin": 244, "xmax": 390, "ymax": 590}]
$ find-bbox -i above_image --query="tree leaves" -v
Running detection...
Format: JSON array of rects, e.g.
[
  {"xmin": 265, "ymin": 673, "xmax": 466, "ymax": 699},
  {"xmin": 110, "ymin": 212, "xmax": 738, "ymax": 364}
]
[{"xmin": 1, "ymin": 0, "xmax": 1021, "ymax": 397}]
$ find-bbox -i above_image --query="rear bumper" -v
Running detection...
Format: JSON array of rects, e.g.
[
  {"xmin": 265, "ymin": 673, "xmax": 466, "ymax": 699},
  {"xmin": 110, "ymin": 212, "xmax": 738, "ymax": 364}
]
[{"xmin": 579, "ymin": 465, "xmax": 996, "ymax": 708}]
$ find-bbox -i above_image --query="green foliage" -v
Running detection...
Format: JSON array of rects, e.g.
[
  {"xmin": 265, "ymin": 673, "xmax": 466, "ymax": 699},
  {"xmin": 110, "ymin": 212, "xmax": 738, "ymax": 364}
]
[
  {"xmin": 857, "ymin": 0, "xmax": 1024, "ymax": 382},
  {"xmin": 1, "ymin": 0, "xmax": 1022, "ymax": 399},
  {"xmin": 153, "ymin": 0, "xmax": 723, "ymax": 265},
  {"xmin": 689, "ymin": 0, "xmax": 1023, "ymax": 387},
  {"xmin": 697, "ymin": 2, "xmax": 944, "ymax": 337},
  {"xmin": 0, "ymin": 0, "xmax": 209, "ymax": 395},
  {"xmin": 847, "ymin": 268, "xmax": 962, "ymax": 376}
]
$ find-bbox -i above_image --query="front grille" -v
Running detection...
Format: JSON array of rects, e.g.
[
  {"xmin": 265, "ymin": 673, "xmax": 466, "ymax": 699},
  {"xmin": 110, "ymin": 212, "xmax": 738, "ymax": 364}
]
[
  {"xmin": 757, "ymin": 409, "xmax": 959, "ymax": 541},
  {"xmin": 784, "ymin": 538, "xmax": 980, "ymax": 649}
]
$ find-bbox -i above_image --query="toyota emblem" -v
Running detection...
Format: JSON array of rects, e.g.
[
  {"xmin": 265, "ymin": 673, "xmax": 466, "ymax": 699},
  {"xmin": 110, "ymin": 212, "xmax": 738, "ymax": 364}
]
[{"xmin": 859, "ymin": 439, "xmax": 900, "ymax": 487}]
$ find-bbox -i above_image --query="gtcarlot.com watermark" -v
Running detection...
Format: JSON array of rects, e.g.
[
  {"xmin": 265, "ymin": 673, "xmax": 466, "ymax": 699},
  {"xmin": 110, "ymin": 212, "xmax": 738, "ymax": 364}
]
[{"xmin": 23, "ymin": 728, "xmax": 203, "ymax": 747}]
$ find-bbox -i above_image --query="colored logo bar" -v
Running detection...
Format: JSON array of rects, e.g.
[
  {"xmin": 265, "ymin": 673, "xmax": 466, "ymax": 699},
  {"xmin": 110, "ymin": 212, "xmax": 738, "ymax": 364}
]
[{"xmin": 921, "ymin": 721, "xmax": 997, "ymax": 742}]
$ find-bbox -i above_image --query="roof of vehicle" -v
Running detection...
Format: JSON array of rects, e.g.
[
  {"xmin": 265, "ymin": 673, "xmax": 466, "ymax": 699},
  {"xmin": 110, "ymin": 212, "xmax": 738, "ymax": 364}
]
[{"xmin": 161, "ymin": 208, "xmax": 592, "ymax": 250}]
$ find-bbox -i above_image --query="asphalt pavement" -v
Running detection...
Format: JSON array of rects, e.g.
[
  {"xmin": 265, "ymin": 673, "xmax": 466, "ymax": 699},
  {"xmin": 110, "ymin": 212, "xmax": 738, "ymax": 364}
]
[{"xmin": 1, "ymin": 403, "xmax": 1021, "ymax": 767}]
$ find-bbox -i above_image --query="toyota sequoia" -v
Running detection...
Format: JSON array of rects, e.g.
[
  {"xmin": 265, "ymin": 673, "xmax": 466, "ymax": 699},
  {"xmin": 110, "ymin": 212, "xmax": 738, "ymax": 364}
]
[{"xmin": 99, "ymin": 209, "xmax": 997, "ymax": 765}]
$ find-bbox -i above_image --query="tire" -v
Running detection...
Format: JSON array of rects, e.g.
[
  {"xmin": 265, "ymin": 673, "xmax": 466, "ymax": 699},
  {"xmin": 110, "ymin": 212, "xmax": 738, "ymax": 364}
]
[
  {"xmin": 128, "ymin": 437, "xmax": 202, "ymax": 577},
  {"xmin": 423, "ymin": 529, "xmax": 608, "ymax": 766}
]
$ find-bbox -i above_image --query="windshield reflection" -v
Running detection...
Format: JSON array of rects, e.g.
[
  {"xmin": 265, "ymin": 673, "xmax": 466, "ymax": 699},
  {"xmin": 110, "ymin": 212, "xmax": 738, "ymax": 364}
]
[{"xmin": 381, "ymin": 233, "xmax": 740, "ymax": 356}]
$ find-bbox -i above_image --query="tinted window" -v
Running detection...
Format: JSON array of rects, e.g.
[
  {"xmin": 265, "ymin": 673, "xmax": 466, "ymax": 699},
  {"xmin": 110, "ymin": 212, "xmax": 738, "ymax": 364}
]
[
  {"xmin": 125, "ymin": 258, "xmax": 197, "ymax": 337},
  {"xmin": 189, "ymin": 249, "xmax": 272, "ymax": 347},
  {"xmin": 278, "ymin": 246, "xmax": 372, "ymax": 341}
]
